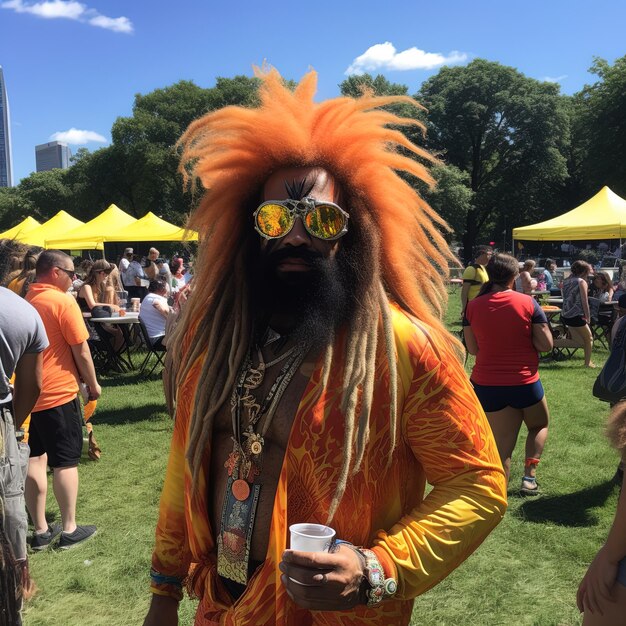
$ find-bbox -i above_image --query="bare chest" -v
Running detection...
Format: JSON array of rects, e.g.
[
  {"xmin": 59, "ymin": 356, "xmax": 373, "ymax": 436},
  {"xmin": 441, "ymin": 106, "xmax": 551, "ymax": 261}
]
[{"xmin": 209, "ymin": 358, "xmax": 315, "ymax": 563}]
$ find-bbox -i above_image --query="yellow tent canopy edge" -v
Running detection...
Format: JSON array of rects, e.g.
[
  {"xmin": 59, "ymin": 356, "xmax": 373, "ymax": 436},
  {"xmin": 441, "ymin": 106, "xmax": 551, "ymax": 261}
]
[{"xmin": 513, "ymin": 186, "xmax": 626, "ymax": 241}]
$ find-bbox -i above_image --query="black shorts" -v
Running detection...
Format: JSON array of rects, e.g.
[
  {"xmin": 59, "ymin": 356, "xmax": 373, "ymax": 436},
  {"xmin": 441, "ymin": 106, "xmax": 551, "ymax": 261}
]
[
  {"xmin": 471, "ymin": 380, "xmax": 545, "ymax": 413},
  {"xmin": 560, "ymin": 315, "xmax": 587, "ymax": 328},
  {"xmin": 29, "ymin": 398, "xmax": 83, "ymax": 468}
]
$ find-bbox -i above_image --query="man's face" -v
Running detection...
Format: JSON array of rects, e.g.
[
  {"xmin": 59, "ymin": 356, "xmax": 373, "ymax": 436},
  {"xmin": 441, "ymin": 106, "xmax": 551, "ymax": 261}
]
[
  {"xmin": 52, "ymin": 260, "xmax": 76, "ymax": 291},
  {"xmin": 477, "ymin": 250, "xmax": 492, "ymax": 265},
  {"xmin": 260, "ymin": 166, "xmax": 341, "ymax": 278},
  {"xmin": 149, "ymin": 249, "xmax": 159, "ymax": 261},
  {"xmin": 251, "ymin": 166, "xmax": 354, "ymax": 341}
]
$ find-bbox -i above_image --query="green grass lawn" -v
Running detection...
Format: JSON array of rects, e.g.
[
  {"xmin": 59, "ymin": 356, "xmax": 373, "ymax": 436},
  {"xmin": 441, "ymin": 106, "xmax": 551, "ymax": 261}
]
[{"xmin": 23, "ymin": 295, "xmax": 620, "ymax": 625}]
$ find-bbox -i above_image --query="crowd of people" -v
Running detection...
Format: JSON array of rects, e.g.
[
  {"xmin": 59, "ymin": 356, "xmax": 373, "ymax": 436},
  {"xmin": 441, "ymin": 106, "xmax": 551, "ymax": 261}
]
[
  {"xmin": 461, "ymin": 245, "xmax": 626, "ymax": 624},
  {"xmin": 0, "ymin": 240, "xmax": 193, "ymax": 624},
  {"xmin": 0, "ymin": 69, "xmax": 624, "ymax": 626}
]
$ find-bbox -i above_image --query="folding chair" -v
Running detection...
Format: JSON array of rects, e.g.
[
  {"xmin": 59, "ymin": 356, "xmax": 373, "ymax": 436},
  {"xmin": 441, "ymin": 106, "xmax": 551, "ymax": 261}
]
[
  {"xmin": 589, "ymin": 297, "xmax": 615, "ymax": 350},
  {"xmin": 137, "ymin": 317, "xmax": 166, "ymax": 376},
  {"xmin": 85, "ymin": 319, "xmax": 121, "ymax": 373},
  {"xmin": 549, "ymin": 320, "xmax": 581, "ymax": 361}
]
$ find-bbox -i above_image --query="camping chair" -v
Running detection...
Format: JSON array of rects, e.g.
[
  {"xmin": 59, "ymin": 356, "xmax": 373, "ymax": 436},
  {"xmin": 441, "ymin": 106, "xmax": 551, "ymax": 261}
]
[
  {"xmin": 549, "ymin": 319, "xmax": 581, "ymax": 361},
  {"xmin": 137, "ymin": 317, "xmax": 166, "ymax": 376},
  {"xmin": 85, "ymin": 319, "xmax": 120, "ymax": 373},
  {"xmin": 91, "ymin": 321, "xmax": 130, "ymax": 373},
  {"xmin": 589, "ymin": 296, "xmax": 615, "ymax": 350}
]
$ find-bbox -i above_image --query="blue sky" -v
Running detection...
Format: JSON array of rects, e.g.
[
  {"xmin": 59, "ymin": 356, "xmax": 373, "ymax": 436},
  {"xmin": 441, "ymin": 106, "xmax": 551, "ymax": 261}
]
[{"xmin": 1, "ymin": 0, "xmax": 625, "ymax": 185}]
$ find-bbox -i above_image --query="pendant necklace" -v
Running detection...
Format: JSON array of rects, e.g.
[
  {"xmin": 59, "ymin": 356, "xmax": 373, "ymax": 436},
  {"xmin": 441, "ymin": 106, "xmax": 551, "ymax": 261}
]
[{"xmin": 217, "ymin": 337, "xmax": 308, "ymax": 586}]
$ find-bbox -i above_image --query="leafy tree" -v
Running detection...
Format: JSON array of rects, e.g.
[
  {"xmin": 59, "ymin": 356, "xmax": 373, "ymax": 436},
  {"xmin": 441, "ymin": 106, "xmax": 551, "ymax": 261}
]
[
  {"xmin": 418, "ymin": 59, "xmax": 569, "ymax": 263},
  {"xmin": 340, "ymin": 75, "xmax": 484, "ymax": 247},
  {"xmin": 572, "ymin": 56, "xmax": 626, "ymax": 198},
  {"xmin": 16, "ymin": 169, "xmax": 71, "ymax": 222},
  {"xmin": 340, "ymin": 73, "xmax": 425, "ymax": 147},
  {"xmin": 0, "ymin": 186, "xmax": 34, "ymax": 231},
  {"xmin": 340, "ymin": 74, "xmax": 410, "ymax": 98},
  {"xmin": 423, "ymin": 164, "xmax": 474, "ymax": 242},
  {"xmin": 106, "ymin": 76, "xmax": 262, "ymax": 222}
]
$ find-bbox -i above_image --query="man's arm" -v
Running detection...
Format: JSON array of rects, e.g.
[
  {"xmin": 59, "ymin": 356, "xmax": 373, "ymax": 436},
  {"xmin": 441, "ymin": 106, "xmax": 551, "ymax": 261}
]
[
  {"xmin": 143, "ymin": 596, "xmax": 178, "ymax": 626},
  {"xmin": 144, "ymin": 388, "xmax": 194, "ymax": 624},
  {"xmin": 459, "ymin": 283, "xmax": 471, "ymax": 314},
  {"xmin": 153, "ymin": 299, "xmax": 171, "ymax": 319},
  {"xmin": 12, "ymin": 352, "xmax": 43, "ymax": 428},
  {"xmin": 371, "ymin": 328, "xmax": 507, "ymax": 599},
  {"xmin": 282, "ymin": 320, "xmax": 506, "ymax": 609},
  {"xmin": 70, "ymin": 341, "xmax": 101, "ymax": 400}
]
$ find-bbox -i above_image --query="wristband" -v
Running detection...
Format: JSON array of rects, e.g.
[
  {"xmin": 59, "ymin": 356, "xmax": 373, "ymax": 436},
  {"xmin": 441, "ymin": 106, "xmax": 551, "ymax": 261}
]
[
  {"xmin": 150, "ymin": 568, "xmax": 183, "ymax": 588},
  {"xmin": 357, "ymin": 548, "xmax": 397, "ymax": 607},
  {"xmin": 333, "ymin": 539, "xmax": 367, "ymax": 567}
]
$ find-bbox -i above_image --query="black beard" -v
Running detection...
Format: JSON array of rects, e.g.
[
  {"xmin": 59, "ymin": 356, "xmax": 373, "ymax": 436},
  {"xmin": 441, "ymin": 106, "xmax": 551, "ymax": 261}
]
[{"xmin": 249, "ymin": 245, "xmax": 356, "ymax": 348}]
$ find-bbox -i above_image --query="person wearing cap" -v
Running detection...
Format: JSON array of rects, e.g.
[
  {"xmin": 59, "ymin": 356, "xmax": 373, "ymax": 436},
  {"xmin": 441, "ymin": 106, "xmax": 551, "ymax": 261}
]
[
  {"xmin": 119, "ymin": 248, "xmax": 134, "ymax": 289},
  {"xmin": 126, "ymin": 254, "xmax": 148, "ymax": 301}
]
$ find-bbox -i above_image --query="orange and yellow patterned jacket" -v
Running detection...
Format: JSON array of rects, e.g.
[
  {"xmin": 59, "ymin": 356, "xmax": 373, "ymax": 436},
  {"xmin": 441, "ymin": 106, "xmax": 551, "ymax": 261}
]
[{"xmin": 151, "ymin": 307, "xmax": 507, "ymax": 625}]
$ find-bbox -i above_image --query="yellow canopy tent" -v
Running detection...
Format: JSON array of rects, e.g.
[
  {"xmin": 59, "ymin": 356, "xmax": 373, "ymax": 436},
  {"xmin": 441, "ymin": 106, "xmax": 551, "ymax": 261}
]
[
  {"xmin": 20, "ymin": 211, "xmax": 84, "ymax": 248},
  {"xmin": 513, "ymin": 186, "xmax": 626, "ymax": 241},
  {"xmin": 0, "ymin": 216, "xmax": 41, "ymax": 240},
  {"xmin": 105, "ymin": 211, "xmax": 198, "ymax": 243},
  {"xmin": 45, "ymin": 204, "xmax": 137, "ymax": 250}
]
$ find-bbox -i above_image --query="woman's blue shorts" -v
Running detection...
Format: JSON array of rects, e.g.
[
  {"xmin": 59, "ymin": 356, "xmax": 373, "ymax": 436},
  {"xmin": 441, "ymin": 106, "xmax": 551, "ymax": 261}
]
[{"xmin": 471, "ymin": 380, "xmax": 545, "ymax": 413}]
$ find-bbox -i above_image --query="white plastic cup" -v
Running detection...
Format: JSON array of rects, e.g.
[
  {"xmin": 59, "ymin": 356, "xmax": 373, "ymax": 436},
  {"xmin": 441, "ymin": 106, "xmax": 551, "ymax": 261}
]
[
  {"xmin": 289, "ymin": 523, "xmax": 335, "ymax": 553},
  {"xmin": 131, "ymin": 297, "xmax": 140, "ymax": 312}
]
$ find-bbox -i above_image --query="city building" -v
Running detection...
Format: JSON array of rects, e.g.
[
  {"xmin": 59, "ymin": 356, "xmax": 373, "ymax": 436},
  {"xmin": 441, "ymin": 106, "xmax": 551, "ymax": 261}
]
[
  {"xmin": 35, "ymin": 141, "xmax": 72, "ymax": 172},
  {"xmin": 0, "ymin": 66, "xmax": 13, "ymax": 187}
]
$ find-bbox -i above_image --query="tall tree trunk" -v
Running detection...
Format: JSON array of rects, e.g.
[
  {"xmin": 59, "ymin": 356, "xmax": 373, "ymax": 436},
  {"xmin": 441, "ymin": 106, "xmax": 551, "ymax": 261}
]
[{"xmin": 462, "ymin": 209, "xmax": 479, "ymax": 265}]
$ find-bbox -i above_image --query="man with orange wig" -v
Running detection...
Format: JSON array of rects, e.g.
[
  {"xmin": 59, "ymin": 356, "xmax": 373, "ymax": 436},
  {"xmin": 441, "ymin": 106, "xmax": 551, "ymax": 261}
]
[{"xmin": 144, "ymin": 70, "xmax": 507, "ymax": 626}]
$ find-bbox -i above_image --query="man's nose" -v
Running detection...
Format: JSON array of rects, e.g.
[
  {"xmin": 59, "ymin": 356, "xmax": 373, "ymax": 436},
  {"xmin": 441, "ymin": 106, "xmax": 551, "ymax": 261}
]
[{"xmin": 282, "ymin": 216, "xmax": 311, "ymax": 247}]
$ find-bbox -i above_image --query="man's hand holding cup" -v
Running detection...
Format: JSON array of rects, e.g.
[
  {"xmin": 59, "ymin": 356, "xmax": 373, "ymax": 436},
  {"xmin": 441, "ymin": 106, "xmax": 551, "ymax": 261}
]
[{"xmin": 279, "ymin": 523, "xmax": 365, "ymax": 611}]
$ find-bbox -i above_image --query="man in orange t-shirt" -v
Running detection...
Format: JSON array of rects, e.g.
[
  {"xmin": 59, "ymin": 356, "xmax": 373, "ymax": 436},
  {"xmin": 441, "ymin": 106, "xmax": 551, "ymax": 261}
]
[{"xmin": 25, "ymin": 250, "xmax": 102, "ymax": 550}]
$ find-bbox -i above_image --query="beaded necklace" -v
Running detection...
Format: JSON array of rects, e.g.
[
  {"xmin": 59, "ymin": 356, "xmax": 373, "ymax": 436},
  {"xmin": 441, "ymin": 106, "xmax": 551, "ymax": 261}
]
[{"xmin": 217, "ymin": 336, "xmax": 308, "ymax": 585}]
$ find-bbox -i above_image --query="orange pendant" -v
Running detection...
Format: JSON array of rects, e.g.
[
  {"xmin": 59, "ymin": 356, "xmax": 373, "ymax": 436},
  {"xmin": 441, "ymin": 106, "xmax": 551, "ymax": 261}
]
[{"xmin": 232, "ymin": 479, "xmax": 251, "ymax": 501}]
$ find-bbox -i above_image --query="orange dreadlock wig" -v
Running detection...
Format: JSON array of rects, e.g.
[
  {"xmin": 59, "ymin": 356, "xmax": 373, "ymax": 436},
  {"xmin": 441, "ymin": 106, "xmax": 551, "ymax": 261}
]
[{"xmin": 168, "ymin": 68, "xmax": 458, "ymax": 518}]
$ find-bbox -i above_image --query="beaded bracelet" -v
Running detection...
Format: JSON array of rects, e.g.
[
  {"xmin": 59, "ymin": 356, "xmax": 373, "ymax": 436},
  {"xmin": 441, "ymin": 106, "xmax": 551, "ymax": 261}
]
[{"xmin": 357, "ymin": 548, "xmax": 398, "ymax": 607}]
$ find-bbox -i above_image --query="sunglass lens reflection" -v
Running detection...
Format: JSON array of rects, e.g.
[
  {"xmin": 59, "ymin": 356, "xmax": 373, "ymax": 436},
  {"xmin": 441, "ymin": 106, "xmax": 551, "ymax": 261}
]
[
  {"xmin": 305, "ymin": 205, "xmax": 344, "ymax": 239},
  {"xmin": 257, "ymin": 204, "xmax": 293, "ymax": 238}
]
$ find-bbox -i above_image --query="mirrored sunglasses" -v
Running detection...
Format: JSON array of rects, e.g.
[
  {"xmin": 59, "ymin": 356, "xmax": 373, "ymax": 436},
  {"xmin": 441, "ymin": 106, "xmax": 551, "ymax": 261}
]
[{"xmin": 254, "ymin": 197, "xmax": 349, "ymax": 241}]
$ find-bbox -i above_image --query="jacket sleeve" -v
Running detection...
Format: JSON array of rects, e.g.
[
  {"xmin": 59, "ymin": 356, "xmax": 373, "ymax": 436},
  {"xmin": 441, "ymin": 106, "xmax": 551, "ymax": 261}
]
[
  {"xmin": 150, "ymin": 409, "xmax": 192, "ymax": 600},
  {"xmin": 372, "ymin": 327, "xmax": 507, "ymax": 599}
]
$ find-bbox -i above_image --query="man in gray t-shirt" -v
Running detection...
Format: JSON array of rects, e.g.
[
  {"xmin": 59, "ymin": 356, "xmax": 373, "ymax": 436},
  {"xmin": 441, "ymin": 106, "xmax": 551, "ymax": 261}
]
[
  {"xmin": 0, "ymin": 282, "xmax": 48, "ymax": 623},
  {"xmin": 0, "ymin": 287, "xmax": 49, "ymax": 408}
]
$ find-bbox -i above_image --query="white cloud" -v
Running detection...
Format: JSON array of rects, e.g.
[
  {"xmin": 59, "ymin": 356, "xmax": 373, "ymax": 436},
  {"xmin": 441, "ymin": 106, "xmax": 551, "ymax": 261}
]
[
  {"xmin": 88, "ymin": 14, "xmax": 132, "ymax": 34},
  {"xmin": 2, "ymin": 0, "xmax": 84, "ymax": 18},
  {"xmin": 1, "ymin": 0, "xmax": 133, "ymax": 33},
  {"xmin": 543, "ymin": 75, "xmax": 568, "ymax": 83},
  {"xmin": 49, "ymin": 128, "xmax": 107, "ymax": 144},
  {"xmin": 345, "ymin": 42, "xmax": 467, "ymax": 75}
]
